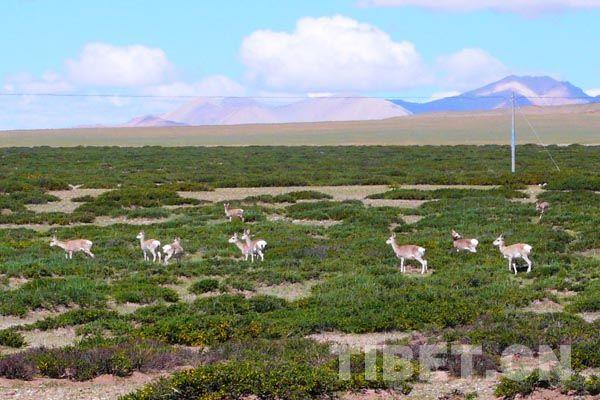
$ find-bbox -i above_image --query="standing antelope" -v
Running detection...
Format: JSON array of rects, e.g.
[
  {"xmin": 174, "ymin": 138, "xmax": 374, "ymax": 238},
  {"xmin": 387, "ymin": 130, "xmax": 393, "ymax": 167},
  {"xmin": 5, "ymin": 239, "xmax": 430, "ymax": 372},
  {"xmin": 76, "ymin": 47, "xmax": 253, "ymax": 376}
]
[
  {"xmin": 136, "ymin": 231, "xmax": 162, "ymax": 262},
  {"xmin": 241, "ymin": 229, "xmax": 267, "ymax": 262},
  {"xmin": 385, "ymin": 233, "xmax": 428, "ymax": 274},
  {"xmin": 451, "ymin": 230, "xmax": 479, "ymax": 253},
  {"xmin": 493, "ymin": 234, "xmax": 533, "ymax": 275},
  {"xmin": 163, "ymin": 237, "xmax": 184, "ymax": 265},
  {"xmin": 536, "ymin": 201, "xmax": 550, "ymax": 221},
  {"xmin": 228, "ymin": 232, "xmax": 253, "ymax": 261},
  {"xmin": 50, "ymin": 236, "xmax": 94, "ymax": 259},
  {"xmin": 224, "ymin": 203, "xmax": 244, "ymax": 222}
]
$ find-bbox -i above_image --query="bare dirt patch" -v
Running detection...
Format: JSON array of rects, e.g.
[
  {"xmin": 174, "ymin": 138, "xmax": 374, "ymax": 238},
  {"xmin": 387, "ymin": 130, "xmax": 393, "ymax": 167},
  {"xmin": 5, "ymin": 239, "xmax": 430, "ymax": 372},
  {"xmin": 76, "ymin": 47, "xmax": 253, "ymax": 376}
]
[
  {"xmin": 577, "ymin": 248, "xmax": 600, "ymax": 259},
  {"xmin": 362, "ymin": 199, "xmax": 429, "ymax": 208},
  {"xmin": 401, "ymin": 215, "xmax": 423, "ymax": 224},
  {"xmin": 180, "ymin": 185, "xmax": 390, "ymax": 202},
  {"xmin": 521, "ymin": 298, "xmax": 564, "ymax": 314},
  {"xmin": 0, "ymin": 276, "xmax": 29, "ymax": 290},
  {"xmin": 579, "ymin": 312, "xmax": 600, "ymax": 323},
  {"xmin": 307, "ymin": 331, "xmax": 411, "ymax": 351},
  {"xmin": 266, "ymin": 213, "xmax": 342, "ymax": 227},
  {"xmin": 255, "ymin": 280, "xmax": 321, "ymax": 301},
  {"xmin": 0, "ymin": 371, "xmax": 169, "ymax": 400},
  {"xmin": 21, "ymin": 327, "xmax": 79, "ymax": 349},
  {"xmin": 0, "ymin": 309, "xmax": 64, "ymax": 330},
  {"xmin": 181, "ymin": 185, "xmax": 501, "ymax": 205},
  {"xmin": 547, "ymin": 289, "xmax": 578, "ymax": 298},
  {"xmin": 25, "ymin": 189, "xmax": 110, "ymax": 213},
  {"xmin": 513, "ymin": 185, "xmax": 545, "ymax": 204},
  {"xmin": 162, "ymin": 277, "xmax": 198, "ymax": 303}
]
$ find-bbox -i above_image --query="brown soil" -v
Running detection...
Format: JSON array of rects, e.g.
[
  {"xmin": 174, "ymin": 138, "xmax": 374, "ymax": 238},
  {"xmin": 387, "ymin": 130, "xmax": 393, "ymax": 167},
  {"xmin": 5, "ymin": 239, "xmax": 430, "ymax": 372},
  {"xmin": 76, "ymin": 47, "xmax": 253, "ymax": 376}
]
[
  {"xmin": 0, "ymin": 308, "xmax": 66, "ymax": 330},
  {"xmin": 307, "ymin": 331, "xmax": 411, "ymax": 351},
  {"xmin": 512, "ymin": 185, "xmax": 545, "ymax": 204},
  {"xmin": 577, "ymin": 248, "xmax": 600, "ymax": 259},
  {"xmin": 579, "ymin": 312, "xmax": 600, "ymax": 323},
  {"xmin": 0, "ymin": 371, "xmax": 168, "ymax": 400},
  {"xmin": 25, "ymin": 189, "xmax": 110, "ymax": 213},
  {"xmin": 180, "ymin": 185, "xmax": 390, "ymax": 202},
  {"xmin": 363, "ymin": 199, "xmax": 429, "ymax": 208},
  {"xmin": 401, "ymin": 215, "xmax": 423, "ymax": 225},
  {"xmin": 255, "ymin": 280, "xmax": 321, "ymax": 301},
  {"xmin": 521, "ymin": 298, "xmax": 564, "ymax": 314}
]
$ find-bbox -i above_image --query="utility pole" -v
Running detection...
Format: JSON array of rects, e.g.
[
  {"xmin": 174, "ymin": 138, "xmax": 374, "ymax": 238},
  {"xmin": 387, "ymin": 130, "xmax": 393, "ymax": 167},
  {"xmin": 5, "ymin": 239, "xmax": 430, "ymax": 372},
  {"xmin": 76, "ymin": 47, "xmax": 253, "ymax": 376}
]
[{"xmin": 511, "ymin": 92, "xmax": 516, "ymax": 173}]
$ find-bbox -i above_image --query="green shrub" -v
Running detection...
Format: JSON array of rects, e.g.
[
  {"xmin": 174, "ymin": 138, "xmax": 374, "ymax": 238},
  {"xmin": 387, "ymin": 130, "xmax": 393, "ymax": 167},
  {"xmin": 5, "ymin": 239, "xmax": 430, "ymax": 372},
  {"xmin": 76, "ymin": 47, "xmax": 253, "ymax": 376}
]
[
  {"xmin": 189, "ymin": 278, "xmax": 220, "ymax": 294},
  {"xmin": 0, "ymin": 328, "xmax": 26, "ymax": 348}
]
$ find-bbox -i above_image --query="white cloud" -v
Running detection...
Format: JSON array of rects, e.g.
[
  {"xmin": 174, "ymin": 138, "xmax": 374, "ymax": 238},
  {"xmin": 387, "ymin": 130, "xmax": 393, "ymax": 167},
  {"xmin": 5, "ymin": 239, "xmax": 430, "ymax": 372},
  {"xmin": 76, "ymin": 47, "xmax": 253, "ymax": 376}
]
[
  {"xmin": 360, "ymin": 0, "xmax": 600, "ymax": 15},
  {"xmin": 436, "ymin": 48, "xmax": 509, "ymax": 90},
  {"xmin": 585, "ymin": 88, "xmax": 600, "ymax": 97},
  {"xmin": 3, "ymin": 71, "xmax": 73, "ymax": 94},
  {"xmin": 240, "ymin": 15, "xmax": 431, "ymax": 92},
  {"xmin": 65, "ymin": 42, "xmax": 173, "ymax": 87},
  {"xmin": 143, "ymin": 75, "xmax": 246, "ymax": 97}
]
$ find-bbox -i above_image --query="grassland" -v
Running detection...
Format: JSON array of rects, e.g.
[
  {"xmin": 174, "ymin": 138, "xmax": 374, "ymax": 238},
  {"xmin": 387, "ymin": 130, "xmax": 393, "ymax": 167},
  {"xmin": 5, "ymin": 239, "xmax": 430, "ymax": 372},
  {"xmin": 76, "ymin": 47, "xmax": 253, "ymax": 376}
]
[
  {"xmin": 0, "ymin": 145, "xmax": 598, "ymax": 399},
  {"xmin": 1, "ymin": 103, "xmax": 599, "ymax": 147}
]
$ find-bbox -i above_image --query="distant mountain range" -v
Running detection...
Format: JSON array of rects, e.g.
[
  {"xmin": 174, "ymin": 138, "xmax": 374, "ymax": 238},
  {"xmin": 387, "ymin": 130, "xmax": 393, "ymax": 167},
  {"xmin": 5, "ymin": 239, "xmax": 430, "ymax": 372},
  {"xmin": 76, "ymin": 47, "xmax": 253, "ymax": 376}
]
[
  {"xmin": 124, "ymin": 75, "xmax": 598, "ymax": 127},
  {"xmin": 393, "ymin": 75, "xmax": 595, "ymax": 114}
]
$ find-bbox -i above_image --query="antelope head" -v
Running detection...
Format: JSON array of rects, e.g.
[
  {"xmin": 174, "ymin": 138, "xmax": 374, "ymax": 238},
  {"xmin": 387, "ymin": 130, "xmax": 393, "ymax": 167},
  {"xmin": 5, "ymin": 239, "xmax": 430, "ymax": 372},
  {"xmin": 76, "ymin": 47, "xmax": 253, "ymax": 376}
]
[
  {"xmin": 241, "ymin": 229, "xmax": 251, "ymax": 241},
  {"xmin": 228, "ymin": 233, "xmax": 239, "ymax": 244},
  {"xmin": 136, "ymin": 231, "xmax": 145, "ymax": 240},
  {"xmin": 451, "ymin": 230, "xmax": 462, "ymax": 240},
  {"xmin": 385, "ymin": 233, "xmax": 396, "ymax": 245},
  {"xmin": 492, "ymin": 235, "xmax": 504, "ymax": 247},
  {"xmin": 49, "ymin": 236, "xmax": 59, "ymax": 247}
]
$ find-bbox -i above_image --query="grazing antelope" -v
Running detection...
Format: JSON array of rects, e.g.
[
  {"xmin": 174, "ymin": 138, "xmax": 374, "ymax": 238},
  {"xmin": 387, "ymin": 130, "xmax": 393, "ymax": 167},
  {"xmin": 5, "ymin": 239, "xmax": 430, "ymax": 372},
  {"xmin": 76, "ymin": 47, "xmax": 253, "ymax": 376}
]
[
  {"xmin": 163, "ymin": 237, "xmax": 184, "ymax": 265},
  {"xmin": 241, "ymin": 229, "xmax": 267, "ymax": 262},
  {"xmin": 136, "ymin": 231, "xmax": 162, "ymax": 262},
  {"xmin": 536, "ymin": 201, "xmax": 550, "ymax": 221},
  {"xmin": 493, "ymin": 235, "xmax": 533, "ymax": 275},
  {"xmin": 385, "ymin": 233, "xmax": 428, "ymax": 274},
  {"xmin": 451, "ymin": 230, "xmax": 479, "ymax": 253},
  {"xmin": 224, "ymin": 203, "xmax": 244, "ymax": 222},
  {"xmin": 228, "ymin": 232, "xmax": 253, "ymax": 261},
  {"xmin": 50, "ymin": 236, "xmax": 94, "ymax": 259}
]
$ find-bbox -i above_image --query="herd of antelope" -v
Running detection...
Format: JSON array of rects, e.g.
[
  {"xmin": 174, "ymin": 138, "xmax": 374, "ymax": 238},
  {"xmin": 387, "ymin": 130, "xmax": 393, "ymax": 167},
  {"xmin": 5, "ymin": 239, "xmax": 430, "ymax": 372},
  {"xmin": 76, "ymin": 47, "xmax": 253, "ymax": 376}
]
[{"xmin": 48, "ymin": 199, "xmax": 550, "ymax": 275}]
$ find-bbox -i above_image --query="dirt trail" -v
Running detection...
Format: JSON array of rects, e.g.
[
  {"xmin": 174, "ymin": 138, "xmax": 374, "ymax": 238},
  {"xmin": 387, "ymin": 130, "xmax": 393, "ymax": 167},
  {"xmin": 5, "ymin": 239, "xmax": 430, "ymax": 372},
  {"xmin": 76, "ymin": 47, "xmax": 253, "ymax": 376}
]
[
  {"xmin": 180, "ymin": 184, "xmax": 500, "ymax": 203},
  {"xmin": 0, "ymin": 371, "xmax": 168, "ymax": 400}
]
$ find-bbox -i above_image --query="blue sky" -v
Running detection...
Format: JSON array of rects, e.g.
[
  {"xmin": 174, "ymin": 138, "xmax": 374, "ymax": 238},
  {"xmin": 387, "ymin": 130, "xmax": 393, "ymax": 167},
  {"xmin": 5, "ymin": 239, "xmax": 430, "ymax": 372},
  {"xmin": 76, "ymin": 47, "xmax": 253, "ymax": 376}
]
[{"xmin": 1, "ymin": 0, "xmax": 599, "ymax": 128}]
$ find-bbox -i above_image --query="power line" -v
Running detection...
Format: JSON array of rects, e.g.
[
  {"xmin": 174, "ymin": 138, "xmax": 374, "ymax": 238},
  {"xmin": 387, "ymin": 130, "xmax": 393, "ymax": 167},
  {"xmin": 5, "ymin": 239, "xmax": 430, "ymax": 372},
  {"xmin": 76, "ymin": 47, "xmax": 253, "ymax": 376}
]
[
  {"xmin": 0, "ymin": 92, "xmax": 595, "ymax": 100},
  {"xmin": 516, "ymin": 103, "xmax": 561, "ymax": 172}
]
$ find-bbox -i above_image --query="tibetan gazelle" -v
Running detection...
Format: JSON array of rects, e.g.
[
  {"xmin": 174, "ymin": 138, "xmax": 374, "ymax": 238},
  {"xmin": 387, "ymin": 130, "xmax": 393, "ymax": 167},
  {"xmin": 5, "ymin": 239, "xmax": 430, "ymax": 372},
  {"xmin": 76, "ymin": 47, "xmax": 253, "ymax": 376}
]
[
  {"xmin": 386, "ymin": 233, "xmax": 428, "ymax": 274},
  {"xmin": 493, "ymin": 234, "xmax": 533, "ymax": 274},
  {"xmin": 50, "ymin": 236, "xmax": 94, "ymax": 259},
  {"xmin": 451, "ymin": 230, "xmax": 479, "ymax": 253},
  {"xmin": 136, "ymin": 231, "xmax": 162, "ymax": 262},
  {"xmin": 241, "ymin": 229, "xmax": 267, "ymax": 262},
  {"xmin": 224, "ymin": 203, "xmax": 244, "ymax": 222},
  {"xmin": 162, "ymin": 237, "xmax": 184, "ymax": 265}
]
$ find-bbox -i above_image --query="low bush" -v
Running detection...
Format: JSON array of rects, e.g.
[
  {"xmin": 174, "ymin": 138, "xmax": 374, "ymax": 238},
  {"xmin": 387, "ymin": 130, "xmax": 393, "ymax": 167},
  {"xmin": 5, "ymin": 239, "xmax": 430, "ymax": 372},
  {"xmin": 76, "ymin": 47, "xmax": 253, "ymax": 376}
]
[
  {"xmin": 112, "ymin": 279, "xmax": 179, "ymax": 304},
  {"xmin": 189, "ymin": 278, "xmax": 220, "ymax": 294},
  {"xmin": 0, "ymin": 328, "xmax": 26, "ymax": 348},
  {"xmin": 0, "ymin": 339, "xmax": 199, "ymax": 381},
  {"xmin": 122, "ymin": 339, "xmax": 404, "ymax": 400}
]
